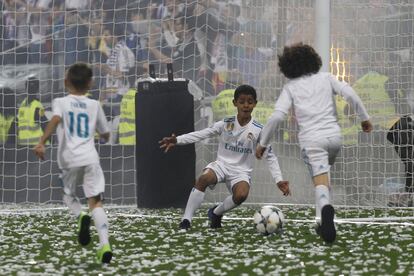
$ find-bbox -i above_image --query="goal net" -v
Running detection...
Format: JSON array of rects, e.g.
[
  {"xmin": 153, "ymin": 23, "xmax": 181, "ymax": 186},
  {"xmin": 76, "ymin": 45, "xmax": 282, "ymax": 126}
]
[{"xmin": 0, "ymin": 0, "xmax": 413, "ymax": 214}]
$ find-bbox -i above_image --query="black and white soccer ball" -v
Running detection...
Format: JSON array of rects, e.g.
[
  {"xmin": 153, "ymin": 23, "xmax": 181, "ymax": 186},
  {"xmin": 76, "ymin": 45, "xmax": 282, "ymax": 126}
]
[{"xmin": 253, "ymin": 205, "xmax": 285, "ymax": 235}]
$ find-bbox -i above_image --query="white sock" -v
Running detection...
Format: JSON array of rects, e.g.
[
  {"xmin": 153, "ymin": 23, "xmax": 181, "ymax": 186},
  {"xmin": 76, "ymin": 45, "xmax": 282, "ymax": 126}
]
[
  {"xmin": 63, "ymin": 194, "xmax": 82, "ymax": 217},
  {"xmin": 91, "ymin": 207, "xmax": 109, "ymax": 247},
  {"xmin": 213, "ymin": 195, "xmax": 238, "ymax": 216},
  {"xmin": 315, "ymin": 185, "xmax": 330, "ymax": 221},
  {"xmin": 183, "ymin": 188, "xmax": 205, "ymax": 222}
]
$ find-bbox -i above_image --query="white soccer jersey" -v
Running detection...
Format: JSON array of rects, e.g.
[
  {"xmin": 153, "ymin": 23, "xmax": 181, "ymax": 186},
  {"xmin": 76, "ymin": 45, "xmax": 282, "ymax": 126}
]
[
  {"xmin": 265, "ymin": 72, "xmax": 370, "ymax": 145},
  {"xmin": 176, "ymin": 116, "xmax": 283, "ymax": 183},
  {"xmin": 52, "ymin": 95, "xmax": 109, "ymax": 169}
]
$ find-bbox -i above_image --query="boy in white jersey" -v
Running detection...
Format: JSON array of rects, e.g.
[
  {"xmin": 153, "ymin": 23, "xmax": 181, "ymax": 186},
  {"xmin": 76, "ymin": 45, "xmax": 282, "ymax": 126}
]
[
  {"xmin": 33, "ymin": 63, "xmax": 113, "ymax": 263},
  {"xmin": 256, "ymin": 43, "xmax": 373, "ymax": 243},
  {"xmin": 159, "ymin": 85, "xmax": 290, "ymax": 230}
]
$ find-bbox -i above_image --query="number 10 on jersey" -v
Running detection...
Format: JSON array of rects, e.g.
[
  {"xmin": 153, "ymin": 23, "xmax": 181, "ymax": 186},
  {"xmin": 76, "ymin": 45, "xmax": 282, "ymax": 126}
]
[{"xmin": 69, "ymin": 112, "xmax": 89, "ymax": 138}]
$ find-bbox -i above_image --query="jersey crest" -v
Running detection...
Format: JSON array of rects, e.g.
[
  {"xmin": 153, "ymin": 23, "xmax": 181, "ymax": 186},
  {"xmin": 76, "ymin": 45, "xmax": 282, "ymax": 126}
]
[{"xmin": 225, "ymin": 122, "xmax": 234, "ymax": 132}]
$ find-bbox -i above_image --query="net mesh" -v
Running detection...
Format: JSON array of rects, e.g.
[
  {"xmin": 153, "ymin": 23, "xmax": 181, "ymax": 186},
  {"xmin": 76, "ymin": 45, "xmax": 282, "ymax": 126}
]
[{"xmin": 0, "ymin": 0, "xmax": 413, "ymax": 212}]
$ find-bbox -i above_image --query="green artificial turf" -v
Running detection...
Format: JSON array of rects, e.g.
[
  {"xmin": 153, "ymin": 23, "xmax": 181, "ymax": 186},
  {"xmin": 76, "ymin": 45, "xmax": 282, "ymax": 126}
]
[{"xmin": 0, "ymin": 205, "xmax": 413, "ymax": 275}]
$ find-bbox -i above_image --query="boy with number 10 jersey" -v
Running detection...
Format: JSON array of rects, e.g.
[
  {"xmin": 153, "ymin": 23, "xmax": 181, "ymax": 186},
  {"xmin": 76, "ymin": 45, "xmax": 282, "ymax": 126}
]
[
  {"xmin": 53, "ymin": 94, "xmax": 108, "ymax": 169},
  {"xmin": 34, "ymin": 63, "xmax": 112, "ymax": 263}
]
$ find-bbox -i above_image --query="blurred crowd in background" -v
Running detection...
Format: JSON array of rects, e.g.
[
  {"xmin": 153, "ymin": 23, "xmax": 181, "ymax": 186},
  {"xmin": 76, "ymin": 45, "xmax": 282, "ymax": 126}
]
[
  {"xmin": 0, "ymin": 0, "xmax": 282, "ymax": 145},
  {"xmin": 0, "ymin": 0, "xmax": 279, "ymax": 97}
]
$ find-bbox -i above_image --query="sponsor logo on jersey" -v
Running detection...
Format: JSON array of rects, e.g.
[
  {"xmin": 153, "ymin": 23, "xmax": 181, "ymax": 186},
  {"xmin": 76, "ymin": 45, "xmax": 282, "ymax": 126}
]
[
  {"xmin": 224, "ymin": 143, "xmax": 253, "ymax": 154},
  {"xmin": 225, "ymin": 122, "xmax": 234, "ymax": 132}
]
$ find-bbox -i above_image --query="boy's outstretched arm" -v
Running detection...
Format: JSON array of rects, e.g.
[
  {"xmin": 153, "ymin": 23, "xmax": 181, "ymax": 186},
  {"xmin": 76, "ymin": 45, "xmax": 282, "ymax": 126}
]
[
  {"xmin": 336, "ymin": 81, "xmax": 373, "ymax": 133},
  {"xmin": 159, "ymin": 121, "xmax": 223, "ymax": 153},
  {"xmin": 264, "ymin": 146, "xmax": 291, "ymax": 196},
  {"xmin": 256, "ymin": 110, "xmax": 286, "ymax": 159},
  {"xmin": 257, "ymin": 88, "xmax": 291, "ymax": 159},
  {"xmin": 159, "ymin": 133, "xmax": 177, "ymax": 153},
  {"xmin": 33, "ymin": 115, "xmax": 61, "ymax": 160}
]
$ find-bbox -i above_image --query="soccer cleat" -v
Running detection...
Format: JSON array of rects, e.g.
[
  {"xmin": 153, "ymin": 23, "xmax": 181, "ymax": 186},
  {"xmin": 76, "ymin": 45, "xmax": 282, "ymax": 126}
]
[
  {"xmin": 319, "ymin": 204, "xmax": 336, "ymax": 243},
  {"xmin": 208, "ymin": 205, "xmax": 222, "ymax": 229},
  {"xmin": 179, "ymin": 219, "xmax": 191, "ymax": 230},
  {"xmin": 97, "ymin": 244, "xmax": 113, "ymax": 264},
  {"xmin": 77, "ymin": 211, "xmax": 91, "ymax": 246}
]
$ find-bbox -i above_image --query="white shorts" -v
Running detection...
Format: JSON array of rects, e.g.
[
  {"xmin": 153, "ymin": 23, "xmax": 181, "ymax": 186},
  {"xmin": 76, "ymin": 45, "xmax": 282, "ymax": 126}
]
[
  {"xmin": 61, "ymin": 163, "xmax": 105, "ymax": 198},
  {"xmin": 301, "ymin": 136, "xmax": 342, "ymax": 177},
  {"xmin": 205, "ymin": 161, "xmax": 251, "ymax": 193}
]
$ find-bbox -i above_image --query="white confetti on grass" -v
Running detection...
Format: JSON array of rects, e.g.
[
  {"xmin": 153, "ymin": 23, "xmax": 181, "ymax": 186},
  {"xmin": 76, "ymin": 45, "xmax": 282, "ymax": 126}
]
[{"xmin": 0, "ymin": 206, "xmax": 413, "ymax": 274}]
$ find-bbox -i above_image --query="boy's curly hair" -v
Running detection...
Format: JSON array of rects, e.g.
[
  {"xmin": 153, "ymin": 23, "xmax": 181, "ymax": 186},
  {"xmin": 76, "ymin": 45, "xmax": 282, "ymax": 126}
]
[{"xmin": 278, "ymin": 43, "xmax": 322, "ymax": 79}]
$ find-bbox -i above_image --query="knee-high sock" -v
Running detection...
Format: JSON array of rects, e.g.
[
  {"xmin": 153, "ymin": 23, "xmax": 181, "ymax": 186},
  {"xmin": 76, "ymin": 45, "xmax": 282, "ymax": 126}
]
[
  {"xmin": 92, "ymin": 207, "xmax": 109, "ymax": 247},
  {"xmin": 315, "ymin": 185, "xmax": 330, "ymax": 221},
  {"xmin": 213, "ymin": 195, "xmax": 238, "ymax": 216},
  {"xmin": 63, "ymin": 193, "xmax": 82, "ymax": 217},
  {"xmin": 183, "ymin": 188, "xmax": 205, "ymax": 222}
]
